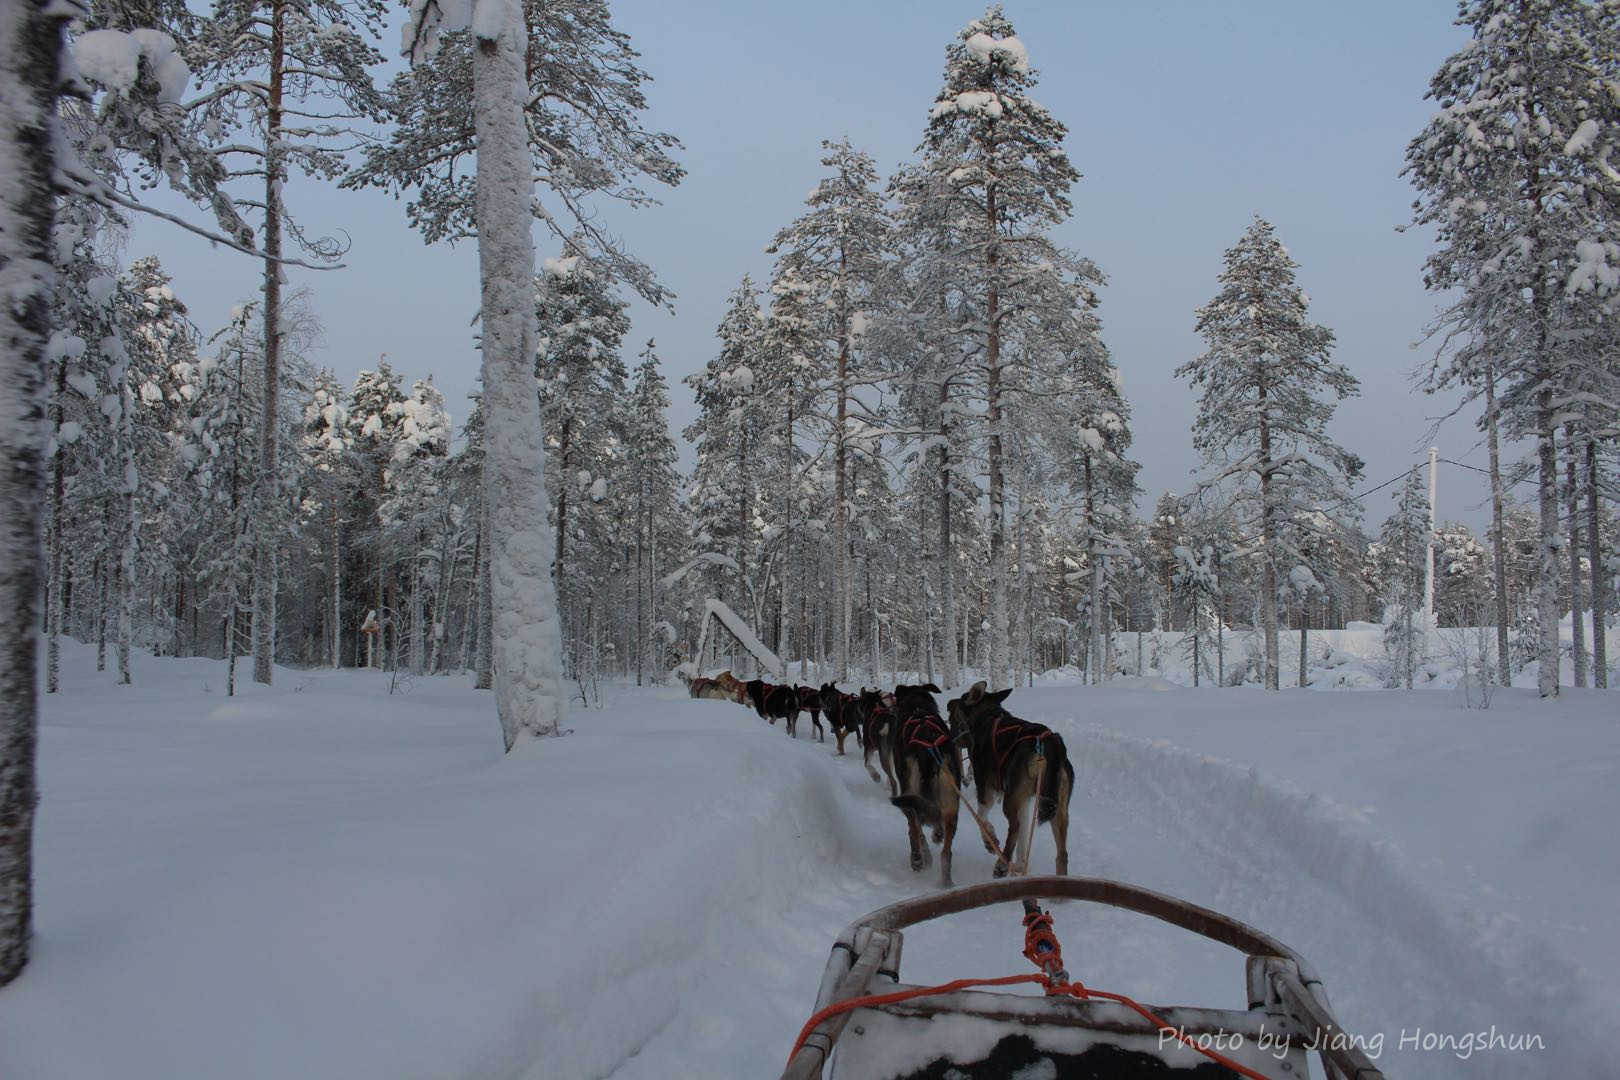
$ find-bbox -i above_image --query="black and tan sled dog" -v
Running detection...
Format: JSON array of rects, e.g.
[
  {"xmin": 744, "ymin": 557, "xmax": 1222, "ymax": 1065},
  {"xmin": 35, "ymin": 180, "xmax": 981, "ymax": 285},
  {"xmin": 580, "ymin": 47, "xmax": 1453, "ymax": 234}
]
[
  {"xmin": 947, "ymin": 681, "xmax": 1073, "ymax": 877},
  {"xmin": 887, "ymin": 683, "xmax": 962, "ymax": 886}
]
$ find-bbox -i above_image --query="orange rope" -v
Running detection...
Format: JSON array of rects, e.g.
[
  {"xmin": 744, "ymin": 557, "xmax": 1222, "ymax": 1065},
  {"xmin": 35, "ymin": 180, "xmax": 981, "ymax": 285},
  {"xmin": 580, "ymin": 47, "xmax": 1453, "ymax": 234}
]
[
  {"xmin": 786, "ymin": 905, "xmax": 1277, "ymax": 1080},
  {"xmin": 786, "ymin": 973, "xmax": 1047, "ymax": 1064}
]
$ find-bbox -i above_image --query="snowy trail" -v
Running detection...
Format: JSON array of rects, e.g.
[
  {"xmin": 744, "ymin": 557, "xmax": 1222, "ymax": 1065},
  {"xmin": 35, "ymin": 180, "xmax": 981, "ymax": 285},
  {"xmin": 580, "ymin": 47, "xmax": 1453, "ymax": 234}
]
[
  {"xmin": 6, "ymin": 650, "xmax": 1605, "ymax": 1080},
  {"xmin": 610, "ymin": 690, "xmax": 1601, "ymax": 1080}
]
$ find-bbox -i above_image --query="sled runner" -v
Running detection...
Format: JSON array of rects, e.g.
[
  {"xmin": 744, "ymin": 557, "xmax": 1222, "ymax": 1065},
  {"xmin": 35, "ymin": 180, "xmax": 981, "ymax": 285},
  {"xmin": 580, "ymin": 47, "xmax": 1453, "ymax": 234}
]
[{"xmin": 781, "ymin": 876, "xmax": 1385, "ymax": 1080}]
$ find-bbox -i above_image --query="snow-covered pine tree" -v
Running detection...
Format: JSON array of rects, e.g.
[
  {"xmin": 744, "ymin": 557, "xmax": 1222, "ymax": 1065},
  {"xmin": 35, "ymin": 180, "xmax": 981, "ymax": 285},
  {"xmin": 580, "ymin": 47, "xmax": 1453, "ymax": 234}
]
[
  {"xmin": 116, "ymin": 256, "xmax": 204, "ymax": 662},
  {"xmin": 1148, "ymin": 493, "xmax": 1187, "ymax": 632},
  {"xmin": 395, "ymin": 0, "xmax": 680, "ymax": 747},
  {"xmin": 621, "ymin": 342, "xmax": 682, "ymax": 684},
  {"xmin": 375, "ymin": 378, "xmax": 452, "ymax": 675},
  {"xmin": 757, "ymin": 266, "xmax": 823, "ymax": 668},
  {"xmin": 1378, "ymin": 468, "xmax": 1431, "ymax": 689},
  {"xmin": 184, "ymin": 302, "xmax": 268, "ymax": 694},
  {"xmin": 899, "ymin": 7, "xmax": 1092, "ymax": 688},
  {"xmin": 1435, "ymin": 520, "xmax": 1493, "ymax": 627},
  {"xmin": 297, "ymin": 370, "xmax": 354, "ymax": 667},
  {"xmin": 683, "ymin": 277, "xmax": 767, "ymax": 635},
  {"xmin": 372, "ymin": 0, "xmax": 682, "ymax": 302},
  {"xmin": 190, "ymin": 0, "xmax": 390, "ymax": 686},
  {"xmin": 43, "ymin": 216, "xmax": 125, "ymax": 685},
  {"xmin": 1172, "ymin": 541, "xmax": 1221, "ymax": 688},
  {"xmin": 1053, "ymin": 339, "xmax": 1138, "ymax": 684},
  {"xmin": 345, "ymin": 362, "xmax": 409, "ymax": 665},
  {"xmin": 876, "ymin": 174, "xmax": 975, "ymax": 687},
  {"xmin": 1405, "ymin": 0, "xmax": 1620, "ymax": 697},
  {"xmin": 766, "ymin": 139, "xmax": 891, "ymax": 678},
  {"xmin": 1177, "ymin": 217, "xmax": 1362, "ymax": 690},
  {"xmin": 533, "ymin": 247, "xmax": 630, "ymax": 680}
]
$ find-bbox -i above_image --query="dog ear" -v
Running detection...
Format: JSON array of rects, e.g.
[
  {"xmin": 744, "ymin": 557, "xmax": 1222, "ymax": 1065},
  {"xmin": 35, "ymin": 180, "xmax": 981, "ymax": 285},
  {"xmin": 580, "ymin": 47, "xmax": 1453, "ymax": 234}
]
[
  {"xmin": 921, "ymin": 683, "xmax": 941, "ymax": 693},
  {"xmin": 990, "ymin": 687, "xmax": 1014, "ymax": 706}
]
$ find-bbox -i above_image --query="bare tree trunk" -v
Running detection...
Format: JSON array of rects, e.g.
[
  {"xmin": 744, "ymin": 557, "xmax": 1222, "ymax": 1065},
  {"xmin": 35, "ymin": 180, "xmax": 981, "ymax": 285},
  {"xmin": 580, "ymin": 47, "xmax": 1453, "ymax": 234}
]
[
  {"xmin": 986, "ymin": 281, "xmax": 1009, "ymax": 688},
  {"xmin": 1566, "ymin": 424, "xmax": 1586, "ymax": 687},
  {"xmin": 634, "ymin": 489, "xmax": 644, "ymax": 687},
  {"xmin": 1535, "ymin": 382, "xmax": 1561, "ymax": 698},
  {"xmin": 1588, "ymin": 439, "xmax": 1607, "ymax": 689},
  {"xmin": 45, "ymin": 355, "xmax": 66, "ymax": 694},
  {"xmin": 834, "ymin": 314, "xmax": 849, "ymax": 681},
  {"xmin": 1259, "ymin": 392, "xmax": 1278, "ymax": 690},
  {"xmin": 252, "ymin": 0, "xmax": 287, "ymax": 688},
  {"xmin": 937, "ymin": 379, "xmax": 958, "ymax": 689},
  {"xmin": 1299, "ymin": 608, "xmax": 1308, "ymax": 688},
  {"xmin": 1486, "ymin": 364, "xmax": 1511, "ymax": 686},
  {"xmin": 330, "ymin": 501, "xmax": 341, "ymax": 668}
]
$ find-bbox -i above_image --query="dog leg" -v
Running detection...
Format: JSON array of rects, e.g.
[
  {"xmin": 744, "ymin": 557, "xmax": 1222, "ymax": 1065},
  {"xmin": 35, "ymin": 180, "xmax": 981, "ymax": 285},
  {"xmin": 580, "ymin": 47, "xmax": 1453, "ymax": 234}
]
[
  {"xmin": 995, "ymin": 798, "xmax": 1022, "ymax": 879},
  {"xmin": 904, "ymin": 809, "xmax": 928, "ymax": 872},
  {"xmin": 1053, "ymin": 775, "xmax": 1071, "ymax": 876},
  {"xmin": 938, "ymin": 804, "xmax": 957, "ymax": 887}
]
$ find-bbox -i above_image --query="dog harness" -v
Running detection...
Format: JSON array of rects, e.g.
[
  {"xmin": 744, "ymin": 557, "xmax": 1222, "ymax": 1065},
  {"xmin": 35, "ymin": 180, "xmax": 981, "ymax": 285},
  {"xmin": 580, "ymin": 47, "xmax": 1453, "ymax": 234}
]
[
  {"xmin": 988, "ymin": 712, "xmax": 1049, "ymax": 787},
  {"xmin": 902, "ymin": 710, "xmax": 950, "ymax": 753}
]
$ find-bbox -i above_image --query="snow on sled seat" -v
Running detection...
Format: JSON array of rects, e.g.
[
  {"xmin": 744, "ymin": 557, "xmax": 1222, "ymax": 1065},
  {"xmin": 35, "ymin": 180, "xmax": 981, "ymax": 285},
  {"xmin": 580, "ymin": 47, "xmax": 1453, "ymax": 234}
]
[{"xmin": 781, "ymin": 877, "xmax": 1384, "ymax": 1080}]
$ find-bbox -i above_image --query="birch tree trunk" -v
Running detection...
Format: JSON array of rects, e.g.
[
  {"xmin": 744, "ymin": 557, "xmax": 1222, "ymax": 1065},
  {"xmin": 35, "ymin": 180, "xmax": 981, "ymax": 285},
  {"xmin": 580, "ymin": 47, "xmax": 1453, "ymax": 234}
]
[
  {"xmin": 1486, "ymin": 364, "xmax": 1511, "ymax": 686},
  {"xmin": 0, "ymin": 0, "xmax": 67, "ymax": 986},
  {"xmin": 473, "ymin": 2, "xmax": 566, "ymax": 745},
  {"xmin": 937, "ymin": 379, "xmax": 958, "ymax": 689}
]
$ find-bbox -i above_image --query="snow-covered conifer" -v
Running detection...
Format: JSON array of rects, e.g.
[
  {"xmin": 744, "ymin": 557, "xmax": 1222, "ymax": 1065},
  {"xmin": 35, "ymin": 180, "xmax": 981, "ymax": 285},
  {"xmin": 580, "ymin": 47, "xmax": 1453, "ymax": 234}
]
[
  {"xmin": 190, "ymin": 0, "xmax": 390, "ymax": 685},
  {"xmin": 1177, "ymin": 217, "xmax": 1362, "ymax": 690},
  {"xmin": 1405, "ymin": 0, "xmax": 1620, "ymax": 696},
  {"xmin": 1378, "ymin": 469, "xmax": 1431, "ymax": 689},
  {"xmin": 766, "ymin": 139, "xmax": 891, "ymax": 677},
  {"xmin": 895, "ymin": 7, "xmax": 1096, "ymax": 688}
]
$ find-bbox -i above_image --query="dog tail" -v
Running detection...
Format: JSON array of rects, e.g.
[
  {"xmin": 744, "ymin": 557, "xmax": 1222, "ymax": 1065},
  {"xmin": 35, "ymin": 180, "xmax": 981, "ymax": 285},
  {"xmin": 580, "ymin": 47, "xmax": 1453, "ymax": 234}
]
[{"xmin": 1036, "ymin": 740, "xmax": 1074, "ymax": 825}]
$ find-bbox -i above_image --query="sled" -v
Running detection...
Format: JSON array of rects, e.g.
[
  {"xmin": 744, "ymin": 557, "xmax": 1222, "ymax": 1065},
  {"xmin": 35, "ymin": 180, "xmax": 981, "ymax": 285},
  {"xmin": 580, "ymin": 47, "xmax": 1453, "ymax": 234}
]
[{"xmin": 781, "ymin": 876, "xmax": 1385, "ymax": 1080}]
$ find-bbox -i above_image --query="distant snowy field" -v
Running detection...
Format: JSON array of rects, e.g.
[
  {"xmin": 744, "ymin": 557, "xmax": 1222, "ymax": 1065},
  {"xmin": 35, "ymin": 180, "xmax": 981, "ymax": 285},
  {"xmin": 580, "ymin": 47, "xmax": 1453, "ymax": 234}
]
[{"xmin": 2, "ymin": 642, "xmax": 1614, "ymax": 1080}]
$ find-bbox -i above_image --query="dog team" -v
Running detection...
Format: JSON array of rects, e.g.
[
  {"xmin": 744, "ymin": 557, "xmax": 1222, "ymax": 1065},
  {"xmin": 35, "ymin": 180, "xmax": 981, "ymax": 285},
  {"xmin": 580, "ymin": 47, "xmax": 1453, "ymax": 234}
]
[{"xmin": 685, "ymin": 670, "xmax": 1073, "ymax": 887}]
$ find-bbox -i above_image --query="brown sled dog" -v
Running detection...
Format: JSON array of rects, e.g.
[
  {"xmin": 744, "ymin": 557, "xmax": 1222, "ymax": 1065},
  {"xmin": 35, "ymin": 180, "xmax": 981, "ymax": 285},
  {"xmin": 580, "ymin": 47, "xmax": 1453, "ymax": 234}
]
[
  {"xmin": 687, "ymin": 676, "xmax": 736, "ymax": 702},
  {"xmin": 710, "ymin": 669, "xmax": 747, "ymax": 703},
  {"xmin": 887, "ymin": 683, "xmax": 962, "ymax": 886},
  {"xmin": 854, "ymin": 688, "xmax": 897, "ymax": 794},
  {"xmin": 947, "ymin": 681, "xmax": 1073, "ymax": 877},
  {"xmin": 794, "ymin": 685, "xmax": 825, "ymax": 742}
]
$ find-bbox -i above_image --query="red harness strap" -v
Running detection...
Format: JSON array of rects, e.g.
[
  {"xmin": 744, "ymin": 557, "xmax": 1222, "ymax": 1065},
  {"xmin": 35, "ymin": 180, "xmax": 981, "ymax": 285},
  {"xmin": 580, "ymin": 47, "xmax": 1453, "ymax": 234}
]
[
  {"xmin": 990, "ymin": 714, "xmax": 1048, "ymax": 786},
  {"xmin": 902, "ymin": 711, "xmax": 950, "ymax": 752}
]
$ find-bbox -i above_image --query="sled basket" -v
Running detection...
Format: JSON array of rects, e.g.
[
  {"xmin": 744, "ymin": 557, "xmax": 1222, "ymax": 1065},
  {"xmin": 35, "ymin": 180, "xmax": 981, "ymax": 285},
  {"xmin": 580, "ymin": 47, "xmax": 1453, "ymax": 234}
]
[{"xmin": 781, "ymin": 876, "xmax": 1385, "ymax": 1080}]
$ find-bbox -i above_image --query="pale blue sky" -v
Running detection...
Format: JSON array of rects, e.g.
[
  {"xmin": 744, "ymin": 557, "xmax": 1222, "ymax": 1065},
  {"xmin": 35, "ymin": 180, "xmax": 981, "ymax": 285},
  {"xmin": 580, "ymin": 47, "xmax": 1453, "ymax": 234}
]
[{"xmin": 136, "ymin": 1, "xmax": 1512, "ymax": 530}]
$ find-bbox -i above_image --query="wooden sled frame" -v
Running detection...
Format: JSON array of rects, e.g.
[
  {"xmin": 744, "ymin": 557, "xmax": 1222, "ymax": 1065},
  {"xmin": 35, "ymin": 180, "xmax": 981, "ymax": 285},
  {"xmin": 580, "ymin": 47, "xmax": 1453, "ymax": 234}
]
[{"xmin": 782, "ymin": 876, "xmax": 1386, "ymax": 1080}]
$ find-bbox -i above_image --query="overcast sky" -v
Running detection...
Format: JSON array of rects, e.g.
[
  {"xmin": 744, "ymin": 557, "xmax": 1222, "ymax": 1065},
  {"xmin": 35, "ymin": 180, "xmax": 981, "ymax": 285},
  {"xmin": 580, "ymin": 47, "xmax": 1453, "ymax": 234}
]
[{"xmin": 133, "ymin": 0, "xmax": 1517, "ymax": 531}]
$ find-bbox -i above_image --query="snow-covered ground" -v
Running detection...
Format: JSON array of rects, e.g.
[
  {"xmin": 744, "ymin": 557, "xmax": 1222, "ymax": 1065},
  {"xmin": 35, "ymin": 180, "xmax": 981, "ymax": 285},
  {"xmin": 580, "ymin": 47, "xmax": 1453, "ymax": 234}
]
[{"xmin": 1, "ymin": 641, "xmax": 1614, "ymax": 1079}]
